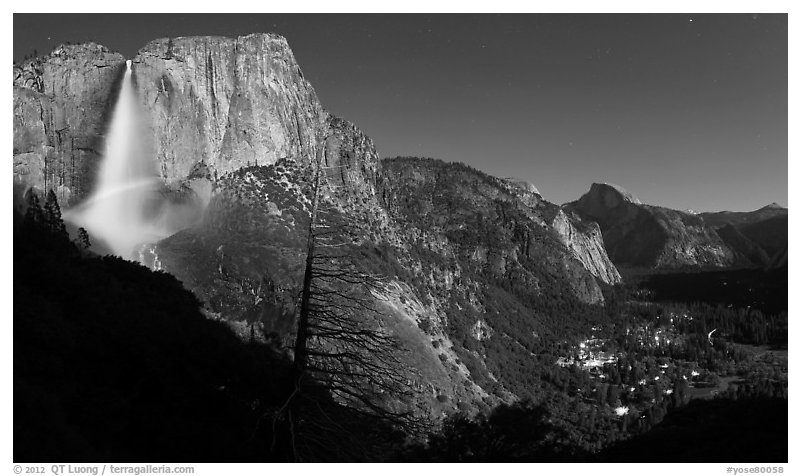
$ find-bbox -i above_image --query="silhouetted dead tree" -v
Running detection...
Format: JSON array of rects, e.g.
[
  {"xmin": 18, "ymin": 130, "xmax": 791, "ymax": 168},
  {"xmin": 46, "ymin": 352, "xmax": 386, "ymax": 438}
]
[{"xmin": 269, "ymin": 134, "xmax": 425, "ymax": 461}]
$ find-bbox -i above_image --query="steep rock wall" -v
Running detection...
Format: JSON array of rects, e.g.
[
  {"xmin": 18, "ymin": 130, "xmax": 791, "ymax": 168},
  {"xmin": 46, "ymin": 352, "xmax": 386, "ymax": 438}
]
[
  {"xmin": 550, "ymin": 209, "xmax": 622, "ymax": 285},
  {"xmin": 13, "ymin": 44, "xmax": 126, "ymax": 204},
  {"xmin": 12, "ymin": 34, "xmax": 332, "ymax": 204},
  {"xmin": 132, "ymin": 34, "xmax": 327, "ymax": 182}
]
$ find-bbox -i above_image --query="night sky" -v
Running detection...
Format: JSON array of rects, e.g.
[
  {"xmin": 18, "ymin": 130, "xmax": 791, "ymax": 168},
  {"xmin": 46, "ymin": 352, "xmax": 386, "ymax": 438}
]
[{"xmin": 13, "ymin": 13, "xmax": 788, "ymax": 212}]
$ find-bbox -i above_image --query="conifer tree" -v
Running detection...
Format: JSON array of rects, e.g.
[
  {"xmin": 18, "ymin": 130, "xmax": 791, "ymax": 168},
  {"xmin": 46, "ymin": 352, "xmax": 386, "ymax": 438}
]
[
  {"xmin": 43, "ymin": 189, "xmax": 67, "ymax": 237},
  {"xmin": 22, "ymin": 191, "xmax": 44, "ymax": 230},
  {"xmin": 77, "ymin": 227, "xmax": 91, "ymax": 249},
  {"xmin": 269, "ymin": 133, "xmax": 423, "ymax": 461}
]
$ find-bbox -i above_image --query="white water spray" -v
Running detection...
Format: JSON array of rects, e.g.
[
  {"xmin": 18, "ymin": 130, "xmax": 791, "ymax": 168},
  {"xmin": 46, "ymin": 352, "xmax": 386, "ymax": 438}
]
[{"xmin": 66, "ymin": 60, "xmax": 169, "ymax": 259}]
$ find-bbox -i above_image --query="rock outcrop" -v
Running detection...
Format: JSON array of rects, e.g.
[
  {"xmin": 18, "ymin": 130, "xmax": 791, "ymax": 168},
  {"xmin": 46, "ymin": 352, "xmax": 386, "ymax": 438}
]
[
  {"xmin": 322, "ymin": 115, "xmax": 381, "ymax": 193},
  {"xmin": 550, "ymin": 208, "xmax": 622, "ymax": 284},
  {"xmin": 566, "ymin": 183, "xmax": 737, "ymax": 269}
]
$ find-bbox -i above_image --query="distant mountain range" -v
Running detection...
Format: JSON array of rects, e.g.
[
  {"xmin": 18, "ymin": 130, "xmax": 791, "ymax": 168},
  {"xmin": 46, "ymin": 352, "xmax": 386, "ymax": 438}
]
[
  {"xmin": 700, "ymin": 202, "xmax": 787, "ymax": 228},
  {"xmin": 699, "ymin": 204, "xmax": 788, "ymax": 268},
  {"xmin": 563, "ymin": 183, "xmax": 786, "ymax": 270}
]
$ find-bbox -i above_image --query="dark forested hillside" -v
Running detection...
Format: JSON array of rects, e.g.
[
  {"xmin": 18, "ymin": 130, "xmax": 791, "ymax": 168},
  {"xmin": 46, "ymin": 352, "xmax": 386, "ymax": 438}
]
[
  {"xmin": 14, "ymin": 194, "xmax": 290, "ymax": 461},
  {"xmin": 13, "ymin": 194, "xmax": 404, "ymax": 462}
]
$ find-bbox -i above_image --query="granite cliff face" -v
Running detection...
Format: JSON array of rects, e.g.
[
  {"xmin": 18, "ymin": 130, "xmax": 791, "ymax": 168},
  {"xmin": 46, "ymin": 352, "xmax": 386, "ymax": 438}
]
[
  {"xmin": 566, "ymin": 183, "xmax": 738, "ymax": 269},
  {"xmin": 13, "ymin": 43, "xmax": 126, "ymax": 205},
  {"xmin": 13, "ymin": 34, "xmax": 330, "ymax": 206},
  {"xmin": 502, "ymin": 178, "xmax": 541, "ymax": 206},
  {"xmin": 550, "ymin": 209, "xmax": 622, "ymax": 284},
  {"xmin": 500, "ymin": 178, "xmax": 621, "ymax": 285},
  {"xmin": 132, "ymin": 34, "xmax": 327, "ymax": 182}
]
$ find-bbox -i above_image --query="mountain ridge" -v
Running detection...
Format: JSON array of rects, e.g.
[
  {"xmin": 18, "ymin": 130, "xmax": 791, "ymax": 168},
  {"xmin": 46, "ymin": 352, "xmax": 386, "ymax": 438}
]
[
  {"xmin": 564, "ymin": 182, "xmax": 742, "ymax": 269},
  {"xmin": 698, "ymin": 202, "xmax": 788, "ymax": 267}
]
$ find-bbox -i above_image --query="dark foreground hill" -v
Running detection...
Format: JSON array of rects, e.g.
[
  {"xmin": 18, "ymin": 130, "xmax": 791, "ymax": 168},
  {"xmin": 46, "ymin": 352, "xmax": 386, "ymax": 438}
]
[
  {"xmin": 14, "ymin": 202, "xmax": 290, "ymax": 461},
  {"xmin": 14, "ymin": 198, "xmax": 407, "ymax": 462}
]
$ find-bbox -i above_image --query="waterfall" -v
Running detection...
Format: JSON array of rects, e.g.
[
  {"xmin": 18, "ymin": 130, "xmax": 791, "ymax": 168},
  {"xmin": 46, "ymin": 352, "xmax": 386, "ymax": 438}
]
[{"xmin": 66, "ymin": 60, "xmax": 167, "ymax": 260}]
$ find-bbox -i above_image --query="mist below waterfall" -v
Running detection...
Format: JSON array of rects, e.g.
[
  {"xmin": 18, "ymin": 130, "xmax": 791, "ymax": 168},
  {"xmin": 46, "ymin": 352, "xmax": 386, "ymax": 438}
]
[{"xmin": 65, "ymin": 60, "xmax": 207, "ymax": 260}]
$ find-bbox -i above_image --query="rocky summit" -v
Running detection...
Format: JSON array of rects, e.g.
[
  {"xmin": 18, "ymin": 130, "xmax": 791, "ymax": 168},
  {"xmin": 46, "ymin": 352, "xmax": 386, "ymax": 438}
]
[
  {"xmin": 132, "ymin": 34, "xmax": 326, "ymax": 182},
  {"xmin": 563, "ymin": 183, "xmax": 789, "ymax": 271},
  {"xmin": 565, "ymin": 183, "xmax": 742, "ymax": 269}
]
